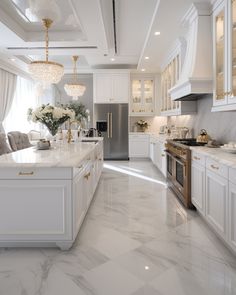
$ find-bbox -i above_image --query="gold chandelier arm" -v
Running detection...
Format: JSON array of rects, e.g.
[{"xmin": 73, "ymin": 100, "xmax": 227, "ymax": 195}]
[
  {"xmin": 73, "ymin": 56, "xmax": 79, "ymax": 82},
  {"xmin": 42, "ymin": 19, "xmax": 53, "ymax": 62}
]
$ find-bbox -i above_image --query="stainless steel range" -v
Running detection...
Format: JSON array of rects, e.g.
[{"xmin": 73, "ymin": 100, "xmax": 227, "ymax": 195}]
[{"xmin": 165, "ymin": 139, "xmax": 205, "ymax": 209}]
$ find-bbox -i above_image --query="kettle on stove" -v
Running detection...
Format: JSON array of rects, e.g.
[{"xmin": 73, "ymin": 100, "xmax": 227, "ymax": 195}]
[{"xmin": 196, "ymin": 129, "xmax": 211, "ymax": 144}]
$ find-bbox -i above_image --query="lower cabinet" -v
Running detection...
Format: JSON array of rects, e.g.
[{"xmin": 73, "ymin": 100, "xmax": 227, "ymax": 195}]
[
  {"xmin": 129, "ymin": 134, "xmax": 150, "ymax": 158},
  {"xmin": 153, "ymin": 140, "xmax": 166, "ymax": 177},
  {"xmin": 205, "ymin": 170, "xmax": 228, "ymax": 240},
  {"xmin": 191, "ymin": 161, "xmax": 205, "ymax": 215},
  {"xmin": 229, "ymin": 182, "xmax": 236, "ymax": 252},
  {"xmin": 0, "ymin": 179, "xmax": 72, "ymax": 241}
]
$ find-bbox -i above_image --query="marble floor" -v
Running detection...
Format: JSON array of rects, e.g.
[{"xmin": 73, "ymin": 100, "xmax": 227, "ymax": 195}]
[{"xmin": 0, "ymin": 160, "xmax": 236, "ymax": 295}]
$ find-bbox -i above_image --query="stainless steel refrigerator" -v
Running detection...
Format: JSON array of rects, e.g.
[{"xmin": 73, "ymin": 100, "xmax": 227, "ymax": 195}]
[{"xmin": 95, "ymin": 104, "xmax": 129, "ymax": 160}]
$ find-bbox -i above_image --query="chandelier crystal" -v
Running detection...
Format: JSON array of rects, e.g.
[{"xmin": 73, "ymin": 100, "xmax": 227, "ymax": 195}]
[
  {"xmin": 64, "ymin": 56, "xmax": 86, "ymax": 100},
  {"xmin": 29, "ymin": 19, "xmax": 64, "ymax": 85}
]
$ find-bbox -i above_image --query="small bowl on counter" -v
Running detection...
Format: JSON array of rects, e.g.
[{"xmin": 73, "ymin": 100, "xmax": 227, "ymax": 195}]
[{"xmin": 36, "ymin": 139, "xmax": 51, "ymax": 150}]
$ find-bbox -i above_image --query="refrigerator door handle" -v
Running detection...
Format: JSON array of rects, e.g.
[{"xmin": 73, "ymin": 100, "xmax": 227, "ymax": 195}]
[
  {"xmin": 107, "ymin": 112, "xmax": 110, "ymax": 139},
  {"xmin": 110, "ymin": 112, "xmax": 113, "ymax": 138}
]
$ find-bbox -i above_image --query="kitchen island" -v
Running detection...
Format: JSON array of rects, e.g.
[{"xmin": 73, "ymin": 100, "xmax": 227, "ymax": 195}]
[{"xmin": 0, "ymin": 139, "xmax": 103, "ymax": 250}]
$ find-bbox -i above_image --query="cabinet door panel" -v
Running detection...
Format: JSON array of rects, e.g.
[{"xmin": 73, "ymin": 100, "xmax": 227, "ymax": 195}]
[
  {"xmin": 191, "ymin": 162, "xmax": 205, "ymax": 215},
  {"xmin": 228, "ymin": 0, "xmax": 236, "ymax": 103},
  {"xmin": 112, "ymin": 74, "xmax": 129, "ymax": 102},
  {"xmin": 129, "ymin": 140, "xmax": 149, "ymax": 158},
  {"xmin": 213, "ymin": 1, "xmax": 227, "ymax": 106},
  {"xmin": 206, "ymin": 170, "xmax": 228, "ymax": 239},
  {"xmin": 94, "ymin": 74, "xmax": 112, "ymax": 103},
  {"xmin": 0, "ymin": 180, "xmax": 72, "ymax": 241},
  {"xmin": 73, "ymin": 171, "xmax": 87, "ymax": 238},
  {"xmin": 229, "ymin": 182, "xmax": 236, "ymax": 252}
]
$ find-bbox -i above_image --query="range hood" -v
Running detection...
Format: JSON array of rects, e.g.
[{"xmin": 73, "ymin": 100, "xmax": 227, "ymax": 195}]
[{"xmin": 169, "ymin": 3, "xmax": 213, "ymax": 101}]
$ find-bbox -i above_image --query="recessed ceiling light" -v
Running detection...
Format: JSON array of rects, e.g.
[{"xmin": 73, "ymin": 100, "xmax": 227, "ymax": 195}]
[
  {"xmin": 110, "ymin": 58, "xmax": 115, "ymax": 62},
  {"xmin": 141, "ymin": 68, "xmax": 146, "ymax": 72},
  {"xmin": 144, "ymin": 56, "xmax": 149, "ymax": 60},
  {"xmin": 145, "ymin": 266, "xmax": 150, "ymax": 270},
  {"xmin": 10, "ymin": 58, "xmax": 16, "ymax": 61},
  {"xmin": 154, "ymin": 31, "xmax": 161, "ymax": 36}
]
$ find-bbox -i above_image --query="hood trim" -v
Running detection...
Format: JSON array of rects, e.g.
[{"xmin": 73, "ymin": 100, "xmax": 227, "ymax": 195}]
[{"xmin": 170, "ymin": 2, "xmax": 213, "ymax": 101}]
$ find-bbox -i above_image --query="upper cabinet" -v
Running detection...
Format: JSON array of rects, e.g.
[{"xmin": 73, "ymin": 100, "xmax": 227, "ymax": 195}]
[
  {"xmin": 213, "ymin": 0, "xmax": 236, "ymax": 111},
  {"xmin": 93, "ymin": 73, "xmax": 130, "ymax": 103},
  {"xmin": 130, "ymin": 75, "xmax": 155, "ymax": 116},
  {"xmin": 160, "ymin": 39, "xmax": 197, "ymax": 116}
]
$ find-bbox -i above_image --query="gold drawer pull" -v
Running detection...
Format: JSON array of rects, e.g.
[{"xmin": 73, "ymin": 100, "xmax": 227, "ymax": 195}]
[
  {"xmin": 18, "ymin": 171, "xmax": 34, "ymax": 176},
  {"xmin": 161, "ymin": 154, "xmax": 165, "ymax": 157},
  {"xmin": 194, "ymin": 156, "xmax": 200, "ymax": 160},
  {"xmin": 84, "ymin": 172, "xmax": 91, "ymax": 180},
  {"xmin": 211, "ymin": 164, "xmax": 219, "ymax": 170}
]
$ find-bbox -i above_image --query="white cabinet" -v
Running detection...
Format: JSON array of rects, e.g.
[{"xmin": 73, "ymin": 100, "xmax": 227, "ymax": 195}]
[
  {"xmin": 93, "ymin": 73, "xmax": 129, "ymax": 103},
  {"xmin": 212, "ymin": 0, "xmax": 236, "ymax": 111},
  {"xmin": 130, "ymin": 76, "xmax": 155, "ymax": 116},
  {"xmin": 160, "ymin": 38, "xmax": 196, "ymax": 116},
  {"xmin": 206, "ymin": 169, "xmax": 228, "ymax": 240},
  {"xmin": 153, "ymin": 140, "xmax": 166, "ymax": 177},
  {"xmin": 73, "ymin": 168, "xmax": 87, "ymax": 239},
  {"xmin": 129, "ymin": 133, "xmax": 150, "ymax": 158},
  {"xmin": 229, "ymin": 182, "xmax": 236, "ymax": 252},
  {"xmin": 0, "ymin": 179, "xmax": 72, "ymax": 241},
  {"xmin": 191, "ymin": 161, "xmax": 205, "ymax": 215}
]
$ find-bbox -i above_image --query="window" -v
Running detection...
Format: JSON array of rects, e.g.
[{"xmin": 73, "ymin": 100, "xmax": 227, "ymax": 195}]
[{"xmin": 3, "ymin": 76, "xmax": 55, "ymax": 133}]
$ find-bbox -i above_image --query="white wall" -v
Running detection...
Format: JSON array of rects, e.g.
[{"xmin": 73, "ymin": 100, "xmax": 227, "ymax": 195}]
[{"xmin": 55, "ymin": 74, "xmax": 93, "ymax": 127}]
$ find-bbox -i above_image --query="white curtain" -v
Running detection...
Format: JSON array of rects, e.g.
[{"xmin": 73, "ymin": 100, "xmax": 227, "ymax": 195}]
[
  {"xmin": 0, "ymin": 69, "xmax": 17, "ymax": 132},
  {"xmin": 3, "ymin": 77, "xmax": 57, "ymax": 133},
  {"xmin": 3, "ymin": 76, "xmax": 38, "ymax": 133}
]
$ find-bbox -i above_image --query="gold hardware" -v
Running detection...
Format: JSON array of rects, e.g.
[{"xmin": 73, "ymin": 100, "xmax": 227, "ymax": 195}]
[
  {"xmin": 18, "ymin": 171, "xmax": 34, "ymax": 176},
  {"xmin": 193, "ymin": 156, "xmax": 200, "ymax": 160},
  {"xmin": 84, "ymin": 172, "xmax": 91, "ymax": 180},
  {"xmin": 67, "ymin": 119, "xmax": 81, "ymax": 143},
  {"xmin": 211, "ymin": 164, "xmax": 219, "ymax": 170},
  {"xmin": 161, "ymin": 154, "xmax": 165, "ymax": 157}
]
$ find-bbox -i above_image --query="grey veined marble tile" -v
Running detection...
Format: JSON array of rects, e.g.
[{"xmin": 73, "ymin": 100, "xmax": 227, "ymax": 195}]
[{"xmin": 0, "ymin": 160, "xmax": 236, "ymax": 295}]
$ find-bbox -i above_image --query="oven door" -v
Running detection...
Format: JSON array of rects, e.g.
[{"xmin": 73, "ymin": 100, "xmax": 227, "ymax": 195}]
[{"xmin": 173, "ymin": 157, "xmax": 186, "ymax": 196}]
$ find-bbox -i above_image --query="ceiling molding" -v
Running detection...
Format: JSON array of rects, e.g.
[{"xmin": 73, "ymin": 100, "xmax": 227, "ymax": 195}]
[
  {"xmin": 137, "ymin": 0, "xmax": 161, "ymax": 70},
  {"xmin": 0, "ymin": 58, "xmax": 30, "ymax": 80},
  {"xmin": 0, "ymin": 7, "xmax": 26, "ymax": 41}
]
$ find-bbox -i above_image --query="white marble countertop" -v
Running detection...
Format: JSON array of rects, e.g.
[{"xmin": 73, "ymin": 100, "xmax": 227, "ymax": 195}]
[
  {"xmin": 190, "ymin": 146, "xmax": 236, "ymax": 168},
  {"xmin": 0, "ymin": 138, "xmax": 103, "ymax": 168}
]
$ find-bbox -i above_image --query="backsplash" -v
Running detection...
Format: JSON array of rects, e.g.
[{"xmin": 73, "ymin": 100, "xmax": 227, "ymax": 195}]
[
  {"xmin": 130, "ymin": 116, "xmax": 167, "ymax": 133},
  {"xmin": 167, "ymin": 94, "xmax": 236, "ymax": 143}
]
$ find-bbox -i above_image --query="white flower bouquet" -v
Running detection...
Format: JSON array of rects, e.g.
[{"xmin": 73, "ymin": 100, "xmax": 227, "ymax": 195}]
[{"xmin": 28, "ymin": 104, "xmax": 75, "ymax": 136}]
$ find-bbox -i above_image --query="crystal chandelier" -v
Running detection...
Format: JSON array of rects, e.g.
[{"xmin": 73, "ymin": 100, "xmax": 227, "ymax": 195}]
[
  {"xmin": 64, "ymin": 56, "xmax": 86, "ymax": 100},
  {"xmin": 29, "ymin": 19, "xmax": 64, "ymax": 85}
]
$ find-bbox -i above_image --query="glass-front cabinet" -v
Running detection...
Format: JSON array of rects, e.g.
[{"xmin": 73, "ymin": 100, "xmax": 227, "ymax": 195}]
[
  {"xmin": 161, "ymin": 55, "xmax": 181, "ymax": 115},
  {"xmin": 213, "ymin": 0, "xmax": 236, "ymax": 111},
  {"xmin": 130, "ymin": 76, "xmax": 155, "ymax": 116}
]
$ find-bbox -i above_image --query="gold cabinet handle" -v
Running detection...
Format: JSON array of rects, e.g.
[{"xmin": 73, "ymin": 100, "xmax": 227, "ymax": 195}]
[
  {"xmin": 84, "ymin": 172, "xmax": 91, "ymax": 180},
  {"xmin": 211, "ymin": 164, "xmax": 219, "ymax": 170},
  {"xmin": 193, "ymin": 156, "xmax": 200, "ymax": 160},
  {"xmin": 18, "ymin": 171, "xmax": 34, "ymax": 176},
  {"xmin": 161, "ymin": 154, "xmax": 165, "ymax": 157}
]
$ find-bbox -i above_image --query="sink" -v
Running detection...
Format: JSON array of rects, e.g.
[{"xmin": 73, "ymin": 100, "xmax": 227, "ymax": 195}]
[{"xmin": 81, "ymin": 139, "xmax": 99, "ymax": 143}]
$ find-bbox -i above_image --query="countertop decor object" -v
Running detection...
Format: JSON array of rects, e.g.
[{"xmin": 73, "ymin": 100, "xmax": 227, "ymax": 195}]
[
  {"xmin": 28, "ymin": 19, "xmax": 64, "ymax": 86},
  {"xmin": 135, "ymin": 119, "xmax": 149, "ymax": 132},
  {"xmin": 196, "ymin": 129, "xmax": 211, "ymax": 144},
  {"xmin": 28, "ymin": 104, "xmax": 75, "ymax": 137}
]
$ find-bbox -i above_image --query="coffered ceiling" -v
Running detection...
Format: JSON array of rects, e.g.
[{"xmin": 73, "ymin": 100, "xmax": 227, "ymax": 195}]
[{"xmin": 0, "ymin": 0, "xmax": 212, "ymax": 75}]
